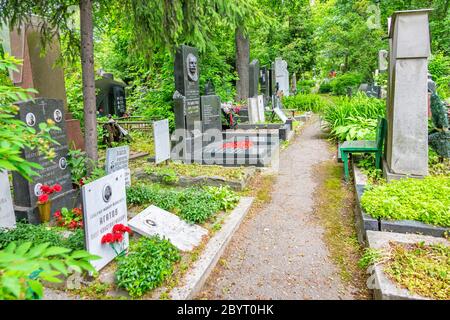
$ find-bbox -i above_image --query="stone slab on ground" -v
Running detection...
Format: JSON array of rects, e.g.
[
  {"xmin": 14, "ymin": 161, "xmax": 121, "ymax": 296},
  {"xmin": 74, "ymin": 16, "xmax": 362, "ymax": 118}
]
[
  {"xmin": 128, "ymin": 205, "xmax": 208, "ymax": 252},
  {"xmin": 380, "ymin": 219, "xmax": 449, "ymax": 238},
  {"xmin": 366, "ymin": 230, "xmax": 449, "ymax": 300},
  {"xmin": 170, "ymin": 197, "xmax": 254, "ymax": 300},
  {"xmin": 133, "ymin": 166, "xmax": 256, "ymax": 191}
]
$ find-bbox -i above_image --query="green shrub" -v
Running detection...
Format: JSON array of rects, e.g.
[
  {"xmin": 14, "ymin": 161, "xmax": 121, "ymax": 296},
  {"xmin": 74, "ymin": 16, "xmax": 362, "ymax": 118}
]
[
  {"xmin": 429, "ymin": 53, "xmax": 450, "ymax": 99},
  {"xmin": 361, "ymin": 176, "xmax": 450, "ymax": 227},
  {"xmin": 204, "ymin": 186, "xmax": 240, "ymax": 212},
  {"xmin": 282, "ymin": 93, "xmax": 329, "ymax": 113},
  {"xmin": 332, "ymin": 117, "xmax": 378, "ymax": 141},
  {"xmin": 297, "ymin": 79, "xmax": 316, "ymax": 94},
  {"xmin": 126, "ymin": 184, "xmax": 239, "ymax": 224},
  {"xmin": 322, "ymin": 92, "xmax": 385, "ymax": 141},
  {"xmin": 330, "ymin": 72, "xmax": 364, "ymax": 96},
  {"xmin": 0, "ymin": 223, "xmax": 85, "ymax": 251},
  {"xmin": 319, "ymin": 81, "xmax": 332, "ymax": 94},
  {"xmin": 116, "ymin": 236, "xmax": 180, "ymax": 298}
]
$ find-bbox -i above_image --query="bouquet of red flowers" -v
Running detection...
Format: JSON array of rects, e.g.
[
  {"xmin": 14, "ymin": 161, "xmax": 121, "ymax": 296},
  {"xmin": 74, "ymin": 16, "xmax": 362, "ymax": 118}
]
[
  {"xmin": 37, "ymin": 183, "xmax": 62, "ymax": 204},
  {"xmin": 101, "ymin": 224, "xmax": 132, "ymax": 256},
  {"xmin": 54, "ymin": 207, "xmax": 83, "ymax": 229}
]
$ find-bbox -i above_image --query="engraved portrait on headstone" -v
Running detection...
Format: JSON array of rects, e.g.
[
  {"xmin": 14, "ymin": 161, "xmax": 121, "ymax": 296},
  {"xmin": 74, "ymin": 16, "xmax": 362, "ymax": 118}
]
[{"xmin": 186, "ymin": 53, "xmax": 198, "ymax": 82}]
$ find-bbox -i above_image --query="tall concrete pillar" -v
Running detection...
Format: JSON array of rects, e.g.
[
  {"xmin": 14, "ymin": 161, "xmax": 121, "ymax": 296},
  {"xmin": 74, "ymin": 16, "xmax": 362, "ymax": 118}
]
[{"xmin": 384, "ymin": 10, "xmax": 432, "ymax": 179}]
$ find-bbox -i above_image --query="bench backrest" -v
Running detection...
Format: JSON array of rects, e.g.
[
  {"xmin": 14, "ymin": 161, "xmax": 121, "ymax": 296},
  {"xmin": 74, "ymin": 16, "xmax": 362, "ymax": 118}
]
[{"xmin": 375, "ymin": 118, "xmax": 387, "ymax": 150}]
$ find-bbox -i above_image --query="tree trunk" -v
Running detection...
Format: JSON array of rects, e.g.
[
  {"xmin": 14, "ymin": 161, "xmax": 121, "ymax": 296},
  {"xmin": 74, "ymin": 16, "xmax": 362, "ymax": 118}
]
[
  {"xmin": 79, "ymin": 0, "xmax": 97, "ymax": 164},
  {"xmin": 235, "ymin": 26, "xmax": 249, "ymax": 102}
]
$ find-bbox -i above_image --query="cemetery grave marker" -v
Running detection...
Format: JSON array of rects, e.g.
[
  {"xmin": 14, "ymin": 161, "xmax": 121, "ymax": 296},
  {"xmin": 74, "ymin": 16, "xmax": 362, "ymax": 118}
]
[
  {"xmin": 128, "ymin": 205, "xmax": 208, "ymax": 251},
  {"xmin": 257, "ymin": 95, "xmax": 265, "ymax": 123},
  {"xmin": 274, "ymin": 58, "xmax": 290, "ymax": 96},
  {"xmin": 247, "ymin": 97, "xmax": 259, "ymax": 124},
  {"xmin": 249, "ymin": 59, "xmax": 260, "ymax": 98},
  {"xmin": 153, "ymin": 119, "xmax": 171, "ymax": 164},
  {"xmin": 274, "ymin": 107, "xmax": 288, "ymax": 123},
  {"xmin": 12, "ymin": 98, "xmax": 78, "ymax": 224},
  {"xmin": 0, "ymin": 170, "xmax": 16, "ymax": 229},
  {"xmin": 385, "ymin": 10, "xmax": 431, "ymax": 178},
  {"xmin": 105, "ymin": 145, "xmax": 131, "ymax": 187},
  {"xmin": 201, "ymin": 95, "xmax": 222, "ymax": 133},
  {"xmin": 82, "ymin": 169, "xmax": 128, "ymax": 271}
]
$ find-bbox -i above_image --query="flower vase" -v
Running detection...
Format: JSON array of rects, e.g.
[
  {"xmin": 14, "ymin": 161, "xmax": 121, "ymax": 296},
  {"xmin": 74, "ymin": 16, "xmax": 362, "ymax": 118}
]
[{"xmin": 38, "ymin": 201, "xmax": 52, "ymax": 223}]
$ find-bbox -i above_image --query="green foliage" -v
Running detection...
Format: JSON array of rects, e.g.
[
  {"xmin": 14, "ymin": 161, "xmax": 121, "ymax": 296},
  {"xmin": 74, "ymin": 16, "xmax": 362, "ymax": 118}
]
[
  {"xmin": 322, "ymin": 92, "xmax": 385, "ymax": 142},
  {"xmin": 429, "ymin": 148, "xmax": 450, "ymax": 176},
  {"xmin": 0, "ymin": 54, "xmax": 60, "ymax": 180},
  {"xmin": 385, "ymin": 242, "xmax": 450, "ymax": 300},
  {"xmin": 332, "ymin": 117, "xmax": 378, "ymax": 141},
  {"xmin": 116, "ymin": 236, "xmax": 180, "ymax": 298},
  {"xmin": 127, "ymin": 184, "xmax": 240, "ymax": 224},
  {"xmin": 429, "ymin": 53, "xmax": 450, "ymax": 99},
  {"xmin": 282, "ymin": 93, "xmax": 329, "ymax": 113},
  {"xmin": 0, "ymin": 241, "xmax": 99, "ymax": 300},
  {"xmin": 203, "ymin": 186, "xmax": 240, "ymax": 212},
  {"xmin": 330, "ymin": 72, "xmax": 364, "ymax": 96},
  {"xmin": 357, "ymin": 154, "xmax": 383, "ymax": 184},
  {"xmin": 319, "ymin": 81, "xmax": 333, "ymax": 94},
  {"xmin": 358, "ymin": 248, "xmax": 382, "ymax": 269},
  {"xmin": 144, "ymin": 163, "xmax": 245, "ymax": 181},
  {"xmin": 67, "ymin": 149, "xmax": 105, "ymax": 187},
  {"xmin": 361, "ymin": 176, "xmax": 450, "ymax": 227},
  {"xmin": 0, "ymin": 222, "xmax": 85, "ymax": 251}
]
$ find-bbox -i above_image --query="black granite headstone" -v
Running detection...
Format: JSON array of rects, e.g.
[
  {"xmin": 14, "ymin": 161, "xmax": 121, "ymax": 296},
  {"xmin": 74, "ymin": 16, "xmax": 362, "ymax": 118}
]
[
  {"xmin": 201, "ymin": 95, "xmax": 222, "ymax": 133},
  {"xmin": 249, "ymin": 59, "xmax": 260, "ymax": 98},
  {"xmin": 12, "ymin": 98, "xmax": 78, "ymax": 223},
  {"xmin": 173, "ymin": 45, "xmax": 202, "ymax": 133},
  {"xmin": 260, "ymin": 66, "xmax": 268, "ymax": 98}
]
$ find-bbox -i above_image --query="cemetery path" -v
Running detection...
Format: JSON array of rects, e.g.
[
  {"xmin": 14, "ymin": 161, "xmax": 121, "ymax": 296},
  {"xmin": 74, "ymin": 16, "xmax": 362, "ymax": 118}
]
[{"xmin": 198, "ymin": 118, "xmax": 359, "ymax": 300}]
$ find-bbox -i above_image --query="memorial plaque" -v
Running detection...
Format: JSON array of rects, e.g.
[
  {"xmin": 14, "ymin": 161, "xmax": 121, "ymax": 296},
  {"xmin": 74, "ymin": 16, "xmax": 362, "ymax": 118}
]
[
  {"xmin": 201, "ymin": 95, "xmax": 222, "ymax": 132},
  {"xmin": 82, "ymin": 170, "xmax": 128, "ymax": 271},
  {"xmin": 12, "ymin": 98, "xmax": 73, "ymax": 208},
  {"xmin": 0, "ymin": 170, "xmax": 15, "ymax": 229},
  {"xmin": 105, "ymin": 146, "xmax": 130, "ymax": 187},
  {"xmin": 153, "ymin": 119, "xmax": 171, "ymax": 164},
  {"xmin": 128, "ymin": 205, "xmax": 208, "ymax": 251}
]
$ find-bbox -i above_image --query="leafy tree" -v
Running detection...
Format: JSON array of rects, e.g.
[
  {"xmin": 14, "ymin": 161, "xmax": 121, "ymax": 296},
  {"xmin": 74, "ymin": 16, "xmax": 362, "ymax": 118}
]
[{"xmin": 0, "ymin": 54, "xmax": 59, "ymax": 180}]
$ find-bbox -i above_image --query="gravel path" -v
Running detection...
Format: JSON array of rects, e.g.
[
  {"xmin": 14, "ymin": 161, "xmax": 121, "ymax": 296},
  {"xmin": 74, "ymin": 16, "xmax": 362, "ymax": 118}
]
[{"xmin": 198, "ymin": 118, "xmax": 358, "ymax": 300}]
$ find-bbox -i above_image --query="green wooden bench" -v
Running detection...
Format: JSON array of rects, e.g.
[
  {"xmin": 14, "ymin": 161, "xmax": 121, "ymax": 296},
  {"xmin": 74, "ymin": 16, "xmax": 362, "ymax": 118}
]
[{"xmin": 340, "ymin": 118, "xmax": 387, "ymax": 181}]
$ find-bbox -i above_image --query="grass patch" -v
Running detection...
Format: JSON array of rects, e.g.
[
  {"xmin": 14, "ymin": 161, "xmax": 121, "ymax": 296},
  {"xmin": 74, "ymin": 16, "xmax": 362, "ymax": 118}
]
[
  {"xmin": 361, "ymin": 176, "xmax": 450, "ymax": 227},
  {"xmin": 384, "ymin": 242, "xmax": 449, "ymax": 300},
  {"xmin": 145, "ymin": 162, "xmax": 245, "ymax": 181},
  {"xmin": 313, "ymin": 160, "xmax": 369, "ymax": 298}
]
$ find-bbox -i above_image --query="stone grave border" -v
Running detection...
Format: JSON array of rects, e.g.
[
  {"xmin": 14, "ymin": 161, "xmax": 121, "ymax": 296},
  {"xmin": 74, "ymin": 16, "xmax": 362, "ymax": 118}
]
[
  {"xmin": 133, "ymin": 166, "xmax": 256, "ymax": 191},
  {"xmin": 234, "ymin": 120, "xmax": 294, "ymax": 142},
  {"xmin": 352, "ymin": 160, "xmax": 450, "ymax": 246},
  {"xmin": 366, "ymin": 230, "xmax": 449, "ymax": 300},
  {"xmin": 169, "ymin": 196, "xmax": 254, "ymax": 299}
]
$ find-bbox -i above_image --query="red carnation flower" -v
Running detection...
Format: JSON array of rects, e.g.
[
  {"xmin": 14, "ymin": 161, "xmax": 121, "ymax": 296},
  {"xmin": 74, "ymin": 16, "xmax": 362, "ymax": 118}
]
[
  {"xmin": 38, "ymin": 194, "xmax": 49, "ymax": 204},
  {"xmin": 53, "ymin": 210, "xmax": 61, "ymax": 218},
  {"xmin": 40, "ymin": 185, "xmax": 52, "ymax": 194},
  {"xmin": 52, "ymin": 184, "xmax": 62, "ymax": 193},
  {"xmin": 68, "ymin": 221, "xmax": 77, "ymax": 229},
  {"xmin": 101, "ymin": 233, "xmax": 114, "ymax": 244},
  {"xmin": 113, "ymin": 232, "xmax": 124, "ymax": 243}
]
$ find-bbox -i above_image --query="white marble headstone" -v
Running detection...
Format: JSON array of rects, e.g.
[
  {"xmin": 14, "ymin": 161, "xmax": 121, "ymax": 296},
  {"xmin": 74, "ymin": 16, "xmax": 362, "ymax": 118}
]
[
  {"xmin": 105, "ymin": 146, "xmax": 130, "ymax": 187},
  {"xmin": 82, "ymin": 170, "xmax": 129, "ymax": 271},
  {"xmin": 274, "ymin": 107, "xmax": 288, "ymax": 123},
  {"xmin": 128, "ymin": 205, "xmax": 208, "ymax": 251},
  {"xmin": 247, "ymin": 97, "xmax": 259, "ymax": 124},
  {"xmin": 257, "ymin": 95, "xmax": 265, "ymax": 123},
  {"xmin": 275, "ymin": 58, "xmax": 290, "ymax": 96},
  {"xmin": 153, "ymin": 119, "xmax": 171, "ymax": 164},
  {"xmin": 0, "ymin": 170, "xmax": 15, "ymax": 229}
]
